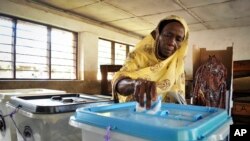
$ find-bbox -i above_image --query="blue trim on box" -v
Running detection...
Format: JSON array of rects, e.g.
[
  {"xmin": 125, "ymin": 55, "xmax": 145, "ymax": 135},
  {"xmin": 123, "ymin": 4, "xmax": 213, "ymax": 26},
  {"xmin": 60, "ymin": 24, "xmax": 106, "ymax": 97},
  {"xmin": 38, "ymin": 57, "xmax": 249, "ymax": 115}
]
[{"xmin": 72, "ymin": 102, "xmax": 231, "ymax": 141}]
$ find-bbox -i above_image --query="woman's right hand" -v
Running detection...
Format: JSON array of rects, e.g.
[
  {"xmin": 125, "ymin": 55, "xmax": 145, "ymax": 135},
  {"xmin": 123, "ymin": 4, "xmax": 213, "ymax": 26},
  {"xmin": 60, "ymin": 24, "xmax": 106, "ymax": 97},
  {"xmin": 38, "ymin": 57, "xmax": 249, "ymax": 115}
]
[
  {"xmin": 116, "ymin": 78, "xmax": 157, "ymax": 109},
  {"xmin": 133, "ymin": 79, "xmax": 157, "ymax": 109}
]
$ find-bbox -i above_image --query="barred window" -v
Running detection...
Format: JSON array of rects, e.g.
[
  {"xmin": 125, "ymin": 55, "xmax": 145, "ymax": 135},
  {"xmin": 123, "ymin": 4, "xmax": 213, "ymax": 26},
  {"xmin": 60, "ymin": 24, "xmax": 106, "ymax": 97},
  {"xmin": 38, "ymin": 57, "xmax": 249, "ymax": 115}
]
[
  {"xmin": 115, "ymin": 43, "xmax": 127, "ymax": 65},
  {"xmin": 97, "ymin": 38, "xmax": 134, "ymax": 80},
  {"xmin": 0, "ymin": 16, "xmax": 14, "ymax": 78},
  {"xmin": 97, "ymin": 39, "xmax": 112, "ymax": 80},
  {"xmin": 0, "ymin": 15, "xmax": 77, "ymax": 80},
  {"xmin": 16, "ymin": 20, "xmax": 49, "ymax": 79},
  {"xmin": 51, "ymin": 28, "xmax": 76, "ymax": 79}
]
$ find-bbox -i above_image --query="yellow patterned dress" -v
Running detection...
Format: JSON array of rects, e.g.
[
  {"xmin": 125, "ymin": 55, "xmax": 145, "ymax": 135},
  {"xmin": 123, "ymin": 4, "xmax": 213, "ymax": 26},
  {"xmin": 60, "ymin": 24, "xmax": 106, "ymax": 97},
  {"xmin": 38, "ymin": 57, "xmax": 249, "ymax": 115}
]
[{"xmin": 112, "ymin": 15, "xmax": 189, "ymax": 103}]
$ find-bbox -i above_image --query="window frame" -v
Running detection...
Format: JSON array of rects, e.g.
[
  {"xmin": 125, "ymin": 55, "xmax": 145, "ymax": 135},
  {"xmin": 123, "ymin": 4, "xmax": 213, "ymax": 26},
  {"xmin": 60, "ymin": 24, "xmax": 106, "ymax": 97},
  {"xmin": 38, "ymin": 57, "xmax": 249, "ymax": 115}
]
[
  {"xmin": 97, "ymin": 38, "xmax": 134, "ymax": 80},
  {"xmin": 0, "ymin": 14, "xmax": 78, "ymax": 80},
  {"xmin": 99, "ymin": 38, "xmax": 134, "ymax": 64}
]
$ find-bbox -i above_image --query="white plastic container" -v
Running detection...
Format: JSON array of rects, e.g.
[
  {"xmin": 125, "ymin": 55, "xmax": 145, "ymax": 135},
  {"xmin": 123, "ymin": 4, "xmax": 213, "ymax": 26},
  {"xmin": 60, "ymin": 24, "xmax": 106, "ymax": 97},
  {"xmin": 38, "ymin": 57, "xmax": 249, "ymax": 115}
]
[
  {"xmin": 70, "ymin": 102, "xmax": 233, "ymax": 141},
  {"xmin": 6, "ymin": 94, "xmax": 112, "ymax": 141},
  {"xmin": 0, "ymin": 89, "xmax": 66, "ymax": 141}
]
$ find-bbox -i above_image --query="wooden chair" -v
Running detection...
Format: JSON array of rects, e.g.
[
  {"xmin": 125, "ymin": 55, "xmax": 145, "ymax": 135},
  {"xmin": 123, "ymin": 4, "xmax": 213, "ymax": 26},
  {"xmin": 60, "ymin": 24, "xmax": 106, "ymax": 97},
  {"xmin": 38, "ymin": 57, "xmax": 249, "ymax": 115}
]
[
  {"xmin": 192, "ymin": 46, "xmax": 233, "ymax": 115},
  {"xmin": 100, "ymin": 65, "xmax": 122, "ymax": 95}
]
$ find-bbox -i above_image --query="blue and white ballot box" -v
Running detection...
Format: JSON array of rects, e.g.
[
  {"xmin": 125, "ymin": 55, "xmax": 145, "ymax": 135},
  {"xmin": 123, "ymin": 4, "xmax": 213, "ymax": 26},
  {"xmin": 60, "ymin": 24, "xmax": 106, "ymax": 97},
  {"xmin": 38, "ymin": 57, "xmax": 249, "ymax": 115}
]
[
  {"xmin": 70, "ymin": 102, "xmax": 232, "ymax": 141},
  {"xmin": 6, "ymin": 93, "xmax": 113, "ymax": 141}
]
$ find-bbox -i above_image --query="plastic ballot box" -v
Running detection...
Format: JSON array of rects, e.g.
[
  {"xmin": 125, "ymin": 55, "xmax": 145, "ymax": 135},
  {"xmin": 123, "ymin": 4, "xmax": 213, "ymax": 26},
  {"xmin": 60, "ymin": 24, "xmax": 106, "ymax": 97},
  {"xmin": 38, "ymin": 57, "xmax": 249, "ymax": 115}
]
[
  {"xmin": 70, "ymin": 102, "xmax": 232, "ymax": 141},
  {"xmin": 6, "ymin": 93, "xmax": 113, "ymax": 141},
  {"xmin": 0, "ymin": 89, "xmax": 66, "ymax": 141}
]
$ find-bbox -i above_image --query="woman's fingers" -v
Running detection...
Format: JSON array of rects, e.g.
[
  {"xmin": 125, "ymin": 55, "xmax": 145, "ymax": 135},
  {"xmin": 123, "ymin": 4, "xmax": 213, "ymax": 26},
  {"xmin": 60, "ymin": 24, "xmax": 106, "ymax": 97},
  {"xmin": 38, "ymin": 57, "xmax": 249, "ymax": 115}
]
[
  {"xmin": 139, "ymin": 80, "xmax": 146, "ymax": 107},
  {"xmin": 150, "ymin": 82, "xmax": 157, "ymax": 101},
  {"xmin": 134, "ymin": 79, "xmax": 157, "ymax": 108},
  {"xmin": 134, "ymin": 80, "xmax": 140, "ymax": 102},
  {"xmin": 146, "ymin": 81, "xmax": 152, "ymax": 109}
]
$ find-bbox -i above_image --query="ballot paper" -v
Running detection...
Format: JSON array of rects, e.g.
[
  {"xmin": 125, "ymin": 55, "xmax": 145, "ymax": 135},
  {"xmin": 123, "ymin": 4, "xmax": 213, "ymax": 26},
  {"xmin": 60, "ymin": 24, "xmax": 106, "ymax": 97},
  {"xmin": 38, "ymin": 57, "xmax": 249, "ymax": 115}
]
[{"xmin": 135, "ymin": 96, "xmax": 162, "ymax": 114}]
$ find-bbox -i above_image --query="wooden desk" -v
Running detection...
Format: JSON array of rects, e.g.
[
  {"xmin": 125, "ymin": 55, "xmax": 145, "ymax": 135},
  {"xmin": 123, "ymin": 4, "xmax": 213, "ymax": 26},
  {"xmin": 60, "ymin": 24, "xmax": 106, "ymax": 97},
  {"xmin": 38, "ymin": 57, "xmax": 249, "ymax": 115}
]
[{"xmin": 100, "ymin": 65, "xmax": 122, "ymax": 95}]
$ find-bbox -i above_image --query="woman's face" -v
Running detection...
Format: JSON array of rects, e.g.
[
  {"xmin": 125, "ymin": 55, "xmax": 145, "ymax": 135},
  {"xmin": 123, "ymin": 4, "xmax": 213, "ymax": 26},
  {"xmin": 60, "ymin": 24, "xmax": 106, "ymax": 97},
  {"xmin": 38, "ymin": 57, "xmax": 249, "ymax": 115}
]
[{"xmin": 158, "ymin": 22, "xmax": 185, "ymax": 59}]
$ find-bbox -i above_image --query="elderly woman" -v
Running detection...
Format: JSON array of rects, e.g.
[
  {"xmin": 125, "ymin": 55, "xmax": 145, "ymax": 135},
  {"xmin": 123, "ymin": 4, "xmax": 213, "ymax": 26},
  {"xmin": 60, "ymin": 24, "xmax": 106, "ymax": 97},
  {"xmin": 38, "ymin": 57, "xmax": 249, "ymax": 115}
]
[{"xmin": 112, "ymin": 15, "xmax": 189, "ymax": 109}]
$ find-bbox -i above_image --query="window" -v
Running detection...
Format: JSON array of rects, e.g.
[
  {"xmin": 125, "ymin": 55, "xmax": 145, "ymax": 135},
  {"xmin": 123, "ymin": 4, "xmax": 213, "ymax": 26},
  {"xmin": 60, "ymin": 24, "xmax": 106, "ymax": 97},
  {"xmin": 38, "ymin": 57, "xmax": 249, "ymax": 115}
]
[
  {"xmin": 97, "ymin": 39, "xmax": 112, "ymax": 80},
  {"xmin": 0, "ymin": 16, "xmax": 13, "ymax": 78},
  {"xmin": 0, "ymin": 15, "xmax": 77, "ymax": 80},
  {"xmin": 51, "ymin": 28, "xmax": 76, "ymax": 79},
  {"xmin": 97, "ymin": 38, "xmax": 134, "ymax": 80},
  {"xmin": 98, "ymin": 39, "xmax": 112, "ymax": 67},
  {"xmin": 16, "ymin": 20, "xmax": 49, "ymax": 79},
  {"xmin": 115, "ymin": 43, "xmax": 127, "ymax": 65}
]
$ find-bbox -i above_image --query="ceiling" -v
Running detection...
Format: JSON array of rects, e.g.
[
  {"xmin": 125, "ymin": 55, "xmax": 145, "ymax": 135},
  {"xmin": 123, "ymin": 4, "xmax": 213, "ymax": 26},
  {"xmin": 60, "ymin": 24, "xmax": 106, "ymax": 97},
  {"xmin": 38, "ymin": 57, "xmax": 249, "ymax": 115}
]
[{"xmin": 10, "ymin": 0, "xmax": 250, "ymax": 38}]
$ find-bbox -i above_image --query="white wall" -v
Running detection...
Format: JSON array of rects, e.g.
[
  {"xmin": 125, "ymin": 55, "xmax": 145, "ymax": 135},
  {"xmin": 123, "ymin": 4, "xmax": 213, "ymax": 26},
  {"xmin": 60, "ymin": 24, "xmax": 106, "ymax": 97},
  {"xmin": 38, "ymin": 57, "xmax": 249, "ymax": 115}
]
[{"xmin": 185, "ymin": 26, "xmax": 250, "ymax": 79}]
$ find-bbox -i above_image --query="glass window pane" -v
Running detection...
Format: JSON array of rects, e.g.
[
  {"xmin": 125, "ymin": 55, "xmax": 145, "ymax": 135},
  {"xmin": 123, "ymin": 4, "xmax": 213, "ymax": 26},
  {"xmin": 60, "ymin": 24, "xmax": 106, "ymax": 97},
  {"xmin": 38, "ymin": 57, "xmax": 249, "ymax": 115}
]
[
  {"xmin": 0, "ymin": 52, "xmax": 12, "ymax": 61},
  {"xmin": 16, "ymin": 70, "xmax": 49, "ymax": 79},
  {"xmin": 16, "ymin": 46, "xmax": 47, "ymax": 57},
  {"xmin": 51, "ymin": 58, "xmax": 75, "ymax": 66},
  {"xmin": 16, "ymin": 38, "xmax": 47, "ymax": 49},
  {"xmin": 0, "ymin": 16, "xmax": 14, "ymax": 79},
  {"xmin": 52, "ymin": 65, "xmax": 76, "ymax": 73},
  {"xmin": 16, "ymin": 63, "xmax": 48, "ymax": 72},
  {"xmin": 0, "ymin": 26, "xmax": 13, "ymax": 36},
  {"xmin": 15, "ymin": 20, "xmax": 49, "ymax": 79},
  {"xmin": 0, "ymin": 61, "xmax": 13, "ymax": 78},
  {"xmin": 98, "ymin": 39, "xmax": 111, "ymax": 66},
  {"xmin": 51, "ymin": 28, "xmax": 76, "ymax": 79},
  {"xmin": 51, "ymin": 29, "xmax": 75, "ymax": 47},
  {"xmin": 16, "ymin": 54, "xmax": 48, "ymax": 64},
  {"xmin": 0, "ymin": 61, "xmax": 13, "ymax": 70},
  {"xmin": 17, "ymin": 20, "xmax": 47, "ymax": 34},
  {"xmin": 97, "ymin": 39, "xmax": 112, "ymax": 80},
  {"xmin": 0, "ymin": 16, "xmax": 77, "ymax": 80},
  {"xmin": 16, "ymin": 29, "xmax": 47, "ymax": 42},
  {"xmin": 97, "ymin": 39, "xmax": 133, "ymax": 80},
  {"xmin": 51, "ymin": 44, "xmax": 75, "ymax": 53},
  {"xmin": 115, "ymin": 43, "xmax": 126, "ymax": 65},
  {"xmin": 0, "ymin": 35, "xmax": 12, "ymax": 44},
  {"xmin": 51, "ymin": 51, "xmax": 75, "ymax": 60},
  {"xmin": 0, "ymin": 44, "xmax": 12, "ymax": 53},
  {"xmin": 0, "ymin": 16, "xmax": 13, "ymax": 27},
  {"xmin": 0, "ymin": 70, "xmax": 13, "ymax": 78},
  {"xmin": 16, "ymin": 62, "xmax": 49, "ymax": 78}
]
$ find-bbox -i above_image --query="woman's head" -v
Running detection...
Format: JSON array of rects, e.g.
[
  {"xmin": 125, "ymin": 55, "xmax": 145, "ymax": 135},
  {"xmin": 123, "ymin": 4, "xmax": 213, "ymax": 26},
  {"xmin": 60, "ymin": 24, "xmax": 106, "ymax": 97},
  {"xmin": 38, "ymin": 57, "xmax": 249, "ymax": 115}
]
[
  {"xmin": 158, "ymin": 21, "xmax": 185, "ymax": 58},
  {"xmin": 155, "ymin": 15, "xmax": 189, "ymax": 60}
]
